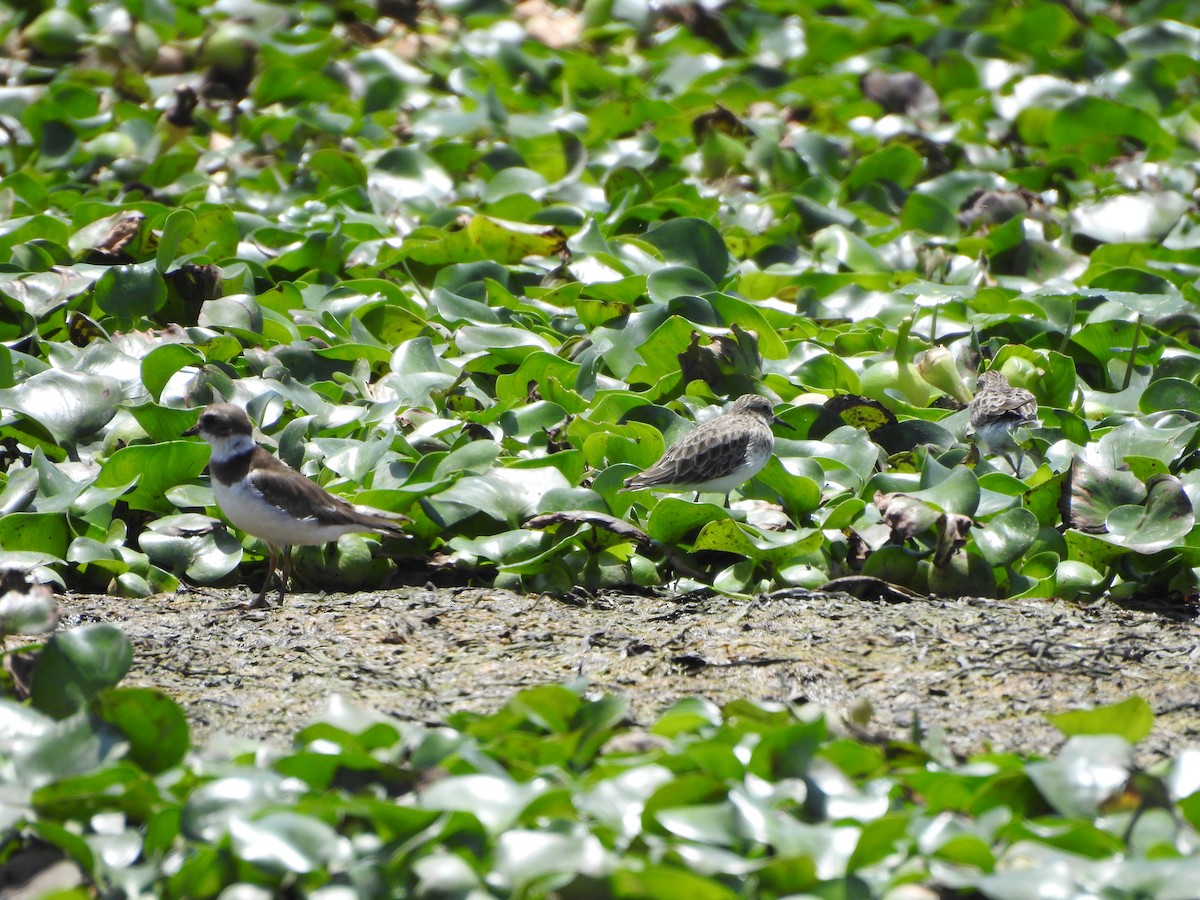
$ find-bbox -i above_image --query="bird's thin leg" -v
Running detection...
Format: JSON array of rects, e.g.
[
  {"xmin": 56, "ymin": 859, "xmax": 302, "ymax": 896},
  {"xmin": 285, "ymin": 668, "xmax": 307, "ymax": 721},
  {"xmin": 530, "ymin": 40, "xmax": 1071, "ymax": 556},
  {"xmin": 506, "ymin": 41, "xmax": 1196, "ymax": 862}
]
[
  {"xmin": 277, "ymin": 546, "xmax": 292, "ymax": 606},
  {"xmin": 247, "ymin": 545, "xmax": 277, "ymax": 610},
  {"xmin": 1002, "ymin": 448, "xmax": 1023, "ymax": 476}
]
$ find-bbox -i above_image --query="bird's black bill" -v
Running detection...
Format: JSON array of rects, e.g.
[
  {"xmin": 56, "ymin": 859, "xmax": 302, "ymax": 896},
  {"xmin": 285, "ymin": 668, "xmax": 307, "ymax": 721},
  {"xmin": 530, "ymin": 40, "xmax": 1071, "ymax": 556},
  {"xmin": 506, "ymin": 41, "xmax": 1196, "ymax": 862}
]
[
  {"xmin": 182, "ymin": 422, "xmax": 200, "ymax": 437},
  {"xmin": 772, "ymin": 415, "xmax": 795, "ymax": 431}
]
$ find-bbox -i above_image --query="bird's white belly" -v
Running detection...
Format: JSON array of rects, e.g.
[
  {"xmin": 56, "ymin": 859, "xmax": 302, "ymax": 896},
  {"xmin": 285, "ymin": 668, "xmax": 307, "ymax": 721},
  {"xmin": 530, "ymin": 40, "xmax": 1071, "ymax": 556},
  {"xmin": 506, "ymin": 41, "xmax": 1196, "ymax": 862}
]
[{"xmin": 213, "ymin": 479, "xmax": 354, "ymax": 547}]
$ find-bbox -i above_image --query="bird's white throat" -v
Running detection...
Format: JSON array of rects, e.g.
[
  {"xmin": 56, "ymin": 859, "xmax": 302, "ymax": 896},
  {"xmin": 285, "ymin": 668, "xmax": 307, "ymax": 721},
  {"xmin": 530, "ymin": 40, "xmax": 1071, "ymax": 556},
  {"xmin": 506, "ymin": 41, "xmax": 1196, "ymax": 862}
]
[{"xmin": 205, "ymin": 432, "xmax": 256, "ymax": 464}]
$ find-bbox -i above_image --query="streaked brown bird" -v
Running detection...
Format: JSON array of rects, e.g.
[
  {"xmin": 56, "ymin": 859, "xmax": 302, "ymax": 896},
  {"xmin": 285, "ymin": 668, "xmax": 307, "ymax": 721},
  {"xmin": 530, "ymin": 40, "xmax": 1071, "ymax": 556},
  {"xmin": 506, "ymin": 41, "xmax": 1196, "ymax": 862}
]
[
  {"xmin": 622, "ymin": 394, "xmax": 782, "ymax": 505},
  {"xmin": 968, "ymin": 370, "xmax": 1039, "ymax": 474}
]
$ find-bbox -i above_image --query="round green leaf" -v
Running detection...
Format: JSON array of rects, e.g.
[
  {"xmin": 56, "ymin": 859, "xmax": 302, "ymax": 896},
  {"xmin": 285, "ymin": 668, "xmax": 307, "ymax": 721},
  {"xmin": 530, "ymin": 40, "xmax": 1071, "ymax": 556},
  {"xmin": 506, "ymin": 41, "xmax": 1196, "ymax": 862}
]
[
  {"xmin": 646, "ymin": 265, "xmax": 717, "ymax": 303},
  {"xmin": 91, "ymin": 686, "xmax": 190, "ymax": 774},
  {"xmin": 1104, "ymin": 475, "xmax": 1193, "ymax": 554},
  {"xmin": 641, "ymin": 218, "xmax": 729, "ymax": 283},
  {"xmin": 93, "ymin": 262, "xmax": 167, "ymax": 319},
  {"xmin": 0, "ymin": 369, "xmax": 122, "ymax": 446},
  {"xmin": 96, "ymin": 441, "xmax": 212, "ymax": 514},
  {"xmin": 974, "ymin": 507, "xmax": 1039, "ymax": 567},
  {"xmin": 30, "ymin": 623, "xmax": 133, "ymax": 719}
]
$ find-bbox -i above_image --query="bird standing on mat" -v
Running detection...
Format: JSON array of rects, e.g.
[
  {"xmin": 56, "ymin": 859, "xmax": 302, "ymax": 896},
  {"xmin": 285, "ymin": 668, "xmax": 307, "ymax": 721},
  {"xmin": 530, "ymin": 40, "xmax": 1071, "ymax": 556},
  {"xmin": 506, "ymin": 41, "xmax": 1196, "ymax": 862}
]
[
  {"xmin": 622, "ymin": 394, "xmax": 783, "ymax": 505},
  {"xmin": 968, "ymin": 370, "xmax": 1039, "ymax": 475},
  {"xmin": 183, "ymin": 403, "xmax": 408, "ymax": 608}
]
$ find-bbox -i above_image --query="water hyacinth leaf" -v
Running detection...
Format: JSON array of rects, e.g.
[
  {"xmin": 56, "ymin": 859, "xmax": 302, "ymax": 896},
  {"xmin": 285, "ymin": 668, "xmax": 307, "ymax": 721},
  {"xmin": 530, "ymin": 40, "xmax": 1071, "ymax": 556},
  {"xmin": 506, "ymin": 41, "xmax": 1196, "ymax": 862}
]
[
  {"xmin": 911, "ymin": 465, "xmax": 981, "ymax": 517},
  {"xmin": 641, "ymin": 218, "xmax": 729, "ymax": 283},
  {"xmin": 1091, "ymin": 418, "xmax": 1198, "ymax": 469},
  {"xmin": 229, "ymin": 811, "xmax": 342, "ymax": 874},
  {"xmin": 646, "ymin": 265, "xmax": 717, "ymax": 303},
  {"xmin": 974, "ymin": 507, "xmax": 1039, "ymax": 567},
  {"xmin": 645, "ymin": 499, "xmax": 729, "ymax": 545},
  {"xmin": 1070, "ymin": 191, "xmax": 1188, "ymax": 244},
  {"xmin": 139, "ymin": 516, "xmax": 243, "ymax": 582},
  {"xmin": 93, "ymin": 262, "xmax": 168, "ymax": 320},
  {"xmin": 0, "ymin": 582, "xmax": 59, "ymax": 635},
  {"xmin": 1045, "ymin": 96, "xmax": 1173, "ymax": 163},
  {"xmin": 91, "ymin": 687, "xmax": 189, "ymax": 774},
  {"xmin": 812, "ymin": 224, "xmax": 890, "ymax": 272},
  {"xmin": 0, "ymin": 369, "xmax": 122, "ymax": 446},
  {"xmin": 0, "ymin": 269, "xmax": 83, "ymax": 324},
  {"xmin": 96, "ymin": 442, "xmax": 211, "ymax": 513},
  {"xmin": 926, "ymin": 550, "xmax": 997, "ymax": 599},
  {"xmin": 426, "ymin": 468, "xmax": 565, "ymax": 528},
  {"xmin": 492, "ymin": 829, "xmax": 611, "ymax": 893},
  {"xmin": 1026, "ymin": 736, "xmax": 1133, "ymax": 817},
  {"xmin": 1064, "ymin": 458, "xmax": 1146, "ymax": 533},
  {"xmin": 1140, "ymin": 378, "xmax": 1200, "ymax": 415},
  {"xmin": 156, "ymin": 208, "xmax": 196, "ymax": 272},
  {"xmin": 28, "ymin": 762, "xmax": 154, "ymax": 824},
  {"xmin": 692, "ymin": 519, "xmax": 823, "ymax": 566},
  {"xmin": 846, "ymin": 143, "xmax": 925, "ymax": 193},
  {"xmin": 706, "ymin": 294, "xmax": 787, "ymax": 359},
  {"xmin": 178, "ymin": 205, "xmax": 238, "ymax": 260},
  {"xmin": 1047, "ymin": 696, "xmax": 1154, "ymax": 743},
  {"xmin": 1103, "ymin": 475, "xmax": 1193, "ymax": 554},
  {"xmin": 421, "ymin": 774, "xmax": 546, "ymax": 834},
  {"xmin": 861, "ymin": 545, "xmax": 920, "ymax": 585},
  {"xmin": 0, "ymin": 513, "xmax": 70, "ymax": 559},
  {"xmin": 401, "ymin": 216, "xmax": 565, "ymax": 264},
  {"xmin": 1063, "ymin": 529, "xmax": 1129, "ymax": 571},
  {"xmin": 182, "ymin": 771, "xmax": 297, "ymax": 843},
  {"xmin": 141, "ymin": 344, "xmax": 204, "ymax": 402},
  {"xmin": 1052, "ymin": 560, "xmax": 1105, "ymax": 601},
  {"xmin": 6, "ymin": 706, "xmax": 118, "ymax": 791},
  {"xmin": 29, "ymin": 623, "xmax": 133, "ymax": 719}
]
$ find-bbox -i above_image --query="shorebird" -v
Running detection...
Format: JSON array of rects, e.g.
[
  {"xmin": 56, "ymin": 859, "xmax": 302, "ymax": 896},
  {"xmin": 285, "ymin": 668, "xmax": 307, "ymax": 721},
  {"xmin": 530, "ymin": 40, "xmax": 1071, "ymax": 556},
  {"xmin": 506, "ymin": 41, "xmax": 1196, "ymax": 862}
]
[
  {"xmin": 968, "ymin": 370, "xmax": 1039, "ymax": 474},
  {"xmin": 183, "ymin": 403, "xmax": 408, "ymax": 608},
  {"xmin": 622, "ymin": 394, "xmax": 783, "ymax": 505}
]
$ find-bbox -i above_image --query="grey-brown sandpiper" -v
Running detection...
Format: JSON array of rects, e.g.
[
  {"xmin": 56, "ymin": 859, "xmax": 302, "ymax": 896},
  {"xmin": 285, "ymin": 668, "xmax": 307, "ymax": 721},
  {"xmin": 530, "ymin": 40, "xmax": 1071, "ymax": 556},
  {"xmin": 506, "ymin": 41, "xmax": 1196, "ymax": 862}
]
[
  {"xmin": 622, "ymin": 394, "xmax": 782, "ymax": 504},
  {"xmin": 968, "ymin": 370, "xmax": 1039, "ymax": 474}
]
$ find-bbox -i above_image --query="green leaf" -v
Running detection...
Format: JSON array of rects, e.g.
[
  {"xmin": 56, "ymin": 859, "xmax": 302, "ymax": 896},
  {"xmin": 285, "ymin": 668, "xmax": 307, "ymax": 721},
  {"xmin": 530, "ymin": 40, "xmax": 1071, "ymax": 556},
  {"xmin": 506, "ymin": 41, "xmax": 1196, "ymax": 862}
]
[
  {"xmin": 93, "ymin": 262, "xmax": 168, "ymax": 319},
  {"xmin": 229, "ymin": 811, "xmax": 342, "ymax": 874},
  {"xmin": 1046, "ymin": 96, "xmax": 1174, "ymax": 163},
  {"xmin": 0, "ymin": 369, "xmax": 122, "ymax": 446},
  {"xmin": 96, "ymin": 441, "xmax": 211, "ymax": 513},
  {"xmin": 646, "ymin": 265, "xmax": 717, "ymax": 303},
  {"xmin": 140, "ymin": 344, "xmax": 205, "ymax": 402},
  {"xmin": 29, "ymin": 623, "xmax": 133, "ymax": 719},
  {"xmin": 1102, "ymin": 474, "xmax": 1193, "ymax": 554},
  {"xmin": 0, "ymin": 583, "xmax": 59, "ymax": 635},
  {"xmin": 1047, "ymin": 696, "xmax": 1154, "ymax": 742},
  {"xmin": 641, "ymin": 217, "xmax": 729, "ymax": 283},
  {"xmin": 0, "ymin": 512, "xmax": 70, "ymax": 559},
  {"xmin": 974, "ymin": 507, "xmax": 1039, "ymax": 567},
  {"xmin": 157, "ymin": 208, "xmax": 197, "ymax": 272}
]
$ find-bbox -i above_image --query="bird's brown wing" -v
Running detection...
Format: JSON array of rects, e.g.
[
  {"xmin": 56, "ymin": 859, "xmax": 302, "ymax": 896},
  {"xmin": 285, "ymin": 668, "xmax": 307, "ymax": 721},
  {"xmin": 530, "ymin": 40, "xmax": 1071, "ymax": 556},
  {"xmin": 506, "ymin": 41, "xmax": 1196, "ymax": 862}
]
[
  {"xmin": 629, "ymin": 422, "xmax": 751, "ymax": 487},
  {"xmin": 969, "ymin": 391, "xmax": 1038, "ymax": 428},
  {"xmin": 247, "ymin": 454, "xmax": 408, "ymax": 537}
]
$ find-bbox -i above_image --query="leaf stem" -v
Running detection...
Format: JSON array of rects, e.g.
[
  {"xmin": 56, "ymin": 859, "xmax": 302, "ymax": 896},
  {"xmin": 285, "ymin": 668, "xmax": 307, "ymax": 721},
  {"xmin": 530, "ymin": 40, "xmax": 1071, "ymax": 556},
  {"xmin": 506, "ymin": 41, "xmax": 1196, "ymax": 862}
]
[{"xmin": 1123, "ymin": 314, "xmax": 1141, "ymax": 391}]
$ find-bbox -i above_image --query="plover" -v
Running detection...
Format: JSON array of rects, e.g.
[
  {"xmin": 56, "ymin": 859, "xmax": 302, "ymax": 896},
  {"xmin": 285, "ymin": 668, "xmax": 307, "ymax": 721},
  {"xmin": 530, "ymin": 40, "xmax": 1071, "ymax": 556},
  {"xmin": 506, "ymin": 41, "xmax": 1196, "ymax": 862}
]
[
  {"xmin": 183, "ymin": 403, "xmax": 408, "ymax": 608},
  {"xmin": 622, "ymin": 394, "xmax": 782, "ymax": 504},
  {"xmin": 968, "ymin": 370, "xmax": 1039, "ymax": 474}
]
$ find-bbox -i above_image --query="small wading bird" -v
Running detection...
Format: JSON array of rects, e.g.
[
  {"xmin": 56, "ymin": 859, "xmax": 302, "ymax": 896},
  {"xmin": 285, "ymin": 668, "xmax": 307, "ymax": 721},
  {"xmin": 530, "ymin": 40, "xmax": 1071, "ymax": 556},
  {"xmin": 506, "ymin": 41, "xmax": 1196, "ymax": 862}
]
[
  {"xmin": 968, "ymin": 369, "xmax": 1039, "ymax": 475},
  {"xmin": 183, "ymin": 404, "xmax": 408, "ymax": 609},
  {"xmin": 622, "ymin": 394, "xmax": 784, "ymax": 505}
]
